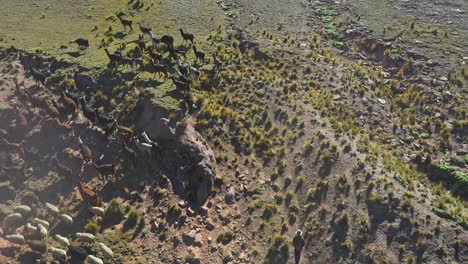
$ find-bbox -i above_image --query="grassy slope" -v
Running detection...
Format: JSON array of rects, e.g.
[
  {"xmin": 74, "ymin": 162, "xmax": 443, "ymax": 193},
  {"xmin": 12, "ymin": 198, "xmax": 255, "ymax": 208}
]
[
  {"xmin": 0, "ymin": 0, "xmax": 224, "ymax": 110},
  {"xmin": 0, "ymin": 0, "xmax": 223, "ymax": 68},
  {"xmin": 0, "ymin": 0, "xmax": 467, "ymax": 263}
]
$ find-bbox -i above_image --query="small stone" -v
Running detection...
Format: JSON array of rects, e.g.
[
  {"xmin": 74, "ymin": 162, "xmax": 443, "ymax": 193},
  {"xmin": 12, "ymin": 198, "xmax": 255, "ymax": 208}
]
[
  {"xmin": 187, "ymin": 207, "xmax": 196, "ymax": 216},
  {"xmin": 219, "ymin": 209, "xmax": 231, "ymax": 225},
  {"xmin": 377, "ymin": 98, "xmax": 386, "ymax": 105},
  {"xmin": 178, "ymin": 201, "xmax": 187, "ymax": 208},
  {"xmin": 206, "ymin": 220, "xmax": 215, "ymax": 231},
  {"xmin": 194, "ymin": 233, "xmax": 202, "ymax": 246},
  {"xmin": 150, "ymin": 222, "xmax": 159, "ymax": 233},
  {"xmin": 199, "ymin": 206, "xmax": 209, "ymax": 215},
  {"xmin": 210, "ymin": 245, "xmax": 218, "ymax": 253},
  {"xmin": 239, "ymin": 252, "xmax": 246, "ymax": 260},
  {"xmin": 225, "ymin": 186, "xmax": 236, "ymax": 204},
  {"xmin": 183, "ymin": 230, "xmax": 196, "ymax": 245}
]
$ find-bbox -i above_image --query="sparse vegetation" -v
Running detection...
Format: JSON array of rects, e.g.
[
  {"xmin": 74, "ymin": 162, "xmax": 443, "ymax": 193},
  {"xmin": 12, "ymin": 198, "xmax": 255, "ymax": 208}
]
[
  {"xmin": 84, "ymin": 220, "xmax": 100, "ymax": 234},
  {"xmin": 0, "ymin": 0, "xmax": 466, "ymax": 263}
]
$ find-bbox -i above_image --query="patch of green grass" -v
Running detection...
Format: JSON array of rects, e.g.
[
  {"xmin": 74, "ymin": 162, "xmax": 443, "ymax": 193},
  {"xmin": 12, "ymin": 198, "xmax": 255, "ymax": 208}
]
[
  {"xmin": 316, "ymin": 5, "xmax": 337, "ymax": 35},
  {"xmin": 0, "ymin": 0, "xmax": 224, "ymax": 68},
  {"xmin": 168, "ymin": 203, "xmax": 182, "ymax": 217},
  {"xmin": 419, "ymin": 132, "xmax": 430, "ymax": 139},
  {"xmin": 125, "ymin": 209, "xmax": 140, "ymax": 228},
  {"xmin": 147, "ymin": 81, "xmax": 182, "ymax": 111},
  {"xmin": 432, "ymin": 207, "xmax": 468, "ymax": 230},
  {"xmin": 84, "ymin": 220, "xmax": 100, "ymax": 234},
  {"xmin": 263, "ymin": 203, "xmax": 277, "ymax": 220},
  {"xmin": 216, "ymin": 231, "xmax": 235, "ymax": 245}
]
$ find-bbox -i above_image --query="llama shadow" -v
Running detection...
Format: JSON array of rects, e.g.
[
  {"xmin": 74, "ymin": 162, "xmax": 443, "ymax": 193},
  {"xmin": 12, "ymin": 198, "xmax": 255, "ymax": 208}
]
[
  {"xmin": 17, "ymin": 251, "xmax": 42, "ymax": 264},
  {"xmin": 113, "ymin": 32, "xmax": 127, "ymax": 39},
  {"xmin": 166, "ymin": 89, "xmax": 184, "ymax": 99},
  {"xmin": 318, "ymin": 161, "xmax": 333, "ymax": 177},
  {"xmin": 130, "ymin": 220, "xmax": 145, "ymax": 240},
  {"xmin": 143, "ymin": 79, "xmax": 165, "ymax": 88},
  {"xmin": 65, "ymin": 51, "xmax": 82, "ymax": 58}
]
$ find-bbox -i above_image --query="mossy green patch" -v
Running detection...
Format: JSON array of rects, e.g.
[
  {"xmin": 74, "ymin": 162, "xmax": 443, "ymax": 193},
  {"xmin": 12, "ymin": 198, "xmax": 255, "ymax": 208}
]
[
  {"xmin": 316, "ymin": 5, "xmax": 337, "ymax": 35},
  {"xmin": 419, "ymin": 132, "xmax": 430, "ymax": 139}
]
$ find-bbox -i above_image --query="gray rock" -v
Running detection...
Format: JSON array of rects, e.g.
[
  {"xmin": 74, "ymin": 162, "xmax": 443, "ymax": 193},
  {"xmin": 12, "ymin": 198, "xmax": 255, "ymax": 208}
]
[
  {"xmin": 178, "ymin": 201, "xmax": 187, "ymax": 208},
  {"xmin": 199, "ymin": 206, "xmax": 208, "ymax": 215},
  {"xmin": 225, "ymin": 186, "xmax": 236, "ymax": 204},
  {"xmin": 210, "ymin": 245, "xmax": 218, "ymax": 253},
  {"xmin": 178, "ymin": 126, "xmax": 216, "ymax": 203},
  {"xmin": 205, "ymin": 219, "xmax": 215, "ymax": 231},
  {"xmin": 73, "ymin": 72, "xmax": 97, "ymax": 90},
  {"xmin": 135, "ymin": 99, "xmax": 216, "ymax": 204},
  {"xmin": 183, "ymin": 230, "xmax": 196, "ymax": 245},
  {"xmin": 194, "ymin": 233, "xmax": 202, "ymax": 246},
  {"xmin": 377, "ymin": 98, "xmax": 387, "ymax": 105},
  {"xmin": 186, "ymin": 207, "xmax": 196, "ymax": 216}
]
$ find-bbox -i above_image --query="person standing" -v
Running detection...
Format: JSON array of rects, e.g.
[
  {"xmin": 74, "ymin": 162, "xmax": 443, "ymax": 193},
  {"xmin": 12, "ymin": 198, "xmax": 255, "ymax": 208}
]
[{"xmin": 293, "ymin": 229, "xmax": 305, "ymax": 264}]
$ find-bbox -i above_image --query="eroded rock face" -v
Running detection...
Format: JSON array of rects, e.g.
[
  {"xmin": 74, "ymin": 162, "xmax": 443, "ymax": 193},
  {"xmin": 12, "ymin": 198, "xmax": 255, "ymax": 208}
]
[
  {"xmin": 136, "ymin": 98, "xmax": 216, "ymax": 204},
  {"xmin": 73, "ymin": 72, "xmax": 97, "ymax": 90},
  {"xmin": 177, "ymin": 125, "xmax": 216, "ymax": 203},
  {"xmin": 136, "ymin": 98, "xmax": 176, "ymax": 140}
]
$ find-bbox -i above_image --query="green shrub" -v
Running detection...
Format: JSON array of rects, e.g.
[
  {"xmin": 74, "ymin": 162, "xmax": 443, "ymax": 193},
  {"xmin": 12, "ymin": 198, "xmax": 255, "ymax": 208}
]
[
  {"xmin": 433, "ymin": 161, "xmax": 468, "ymax": 191},
  {"xmin": 105, "ymin": 199, "xmax": 125, "ymax": 221},
  {"xmin": 20, "ymin": 191, "xmax": 39, "ymax": 205},
  {"xmin": 125, "ymin": 209, "xmax": 139, "ymax": 228},
  {"xmin": 454, "ymin": 171, "xmax": 468, "ymax": 187},
  {"xmin": 266, "ymin": 234, "xmax": 290, "ymax": 263},
  {"xmin": 84, "ymin": 220, "xmax": 100, "ymax": 234},
  {"xmin": 419, "ymin": 132, "xmax": 430, "ymax": 139},
  {"xmin": 217, "ymin": 231, "xmax": 235, "ymax": 244},
  {"xmin": 263, "ymin": 203, "xmax": 277, "ymax": 219},
  {"xmin": 434, "ymin": 161, "xmax": 456, "ymax": 173},
  {"xmin": 168, "ymin": 204, "xmax": 182, "ymax": 217},
  {"xmin": 153, "ymin": 187, "xmax": 165, "ymax": 199}
]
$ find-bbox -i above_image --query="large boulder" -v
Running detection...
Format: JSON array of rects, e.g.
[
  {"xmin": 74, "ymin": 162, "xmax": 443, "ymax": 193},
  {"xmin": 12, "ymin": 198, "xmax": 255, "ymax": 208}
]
[
  {"xmin": 136, "ymin": 97, "xmax": 217, "ymax": 204},
  {"xmin": 73, "ymin": 71, "xmax": 98, "ymax": 90},
  {"xmin": 136, "ymin": 98, "xmax": 177, "ymax": 141},
  {"xmin": 177, "ymin": 125, "xmax": 216, "ymax": 203}
]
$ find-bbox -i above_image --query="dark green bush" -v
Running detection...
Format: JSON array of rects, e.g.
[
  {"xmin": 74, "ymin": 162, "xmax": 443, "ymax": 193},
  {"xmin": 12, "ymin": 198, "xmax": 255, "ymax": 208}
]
[{"xmin": 105, "ymin": 199, "xmax": 125, "ymax": 221}]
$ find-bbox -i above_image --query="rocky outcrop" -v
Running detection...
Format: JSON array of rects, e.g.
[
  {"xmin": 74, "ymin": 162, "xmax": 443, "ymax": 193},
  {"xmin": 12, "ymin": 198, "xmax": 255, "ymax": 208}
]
[
  {"xmin": 136, "ymin": 97, "xmax": 216, "ymax": 204},
  {"xmin": 177, "ymin": 125, "xmax": 216, "ymax": 203},
  {"xmin": 136, "ymin": 98, "xmax": 176, "ymax": 140},
  {"xmin": 73, "ymin": 71, "xmax": 98, "ymax": 90}
]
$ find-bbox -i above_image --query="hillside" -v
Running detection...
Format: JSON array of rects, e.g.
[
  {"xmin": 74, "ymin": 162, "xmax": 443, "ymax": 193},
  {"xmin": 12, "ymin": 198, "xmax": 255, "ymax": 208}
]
[{"xmin": 0, "ymin": 0, "xmax": 466, "ymax": 263}]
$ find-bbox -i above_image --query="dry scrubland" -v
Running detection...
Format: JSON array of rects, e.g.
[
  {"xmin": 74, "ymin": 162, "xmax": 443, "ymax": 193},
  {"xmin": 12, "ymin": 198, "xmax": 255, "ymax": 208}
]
[{"xmin": 0, "ymin": 0, "xmax": 466, "ymax": 263}]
